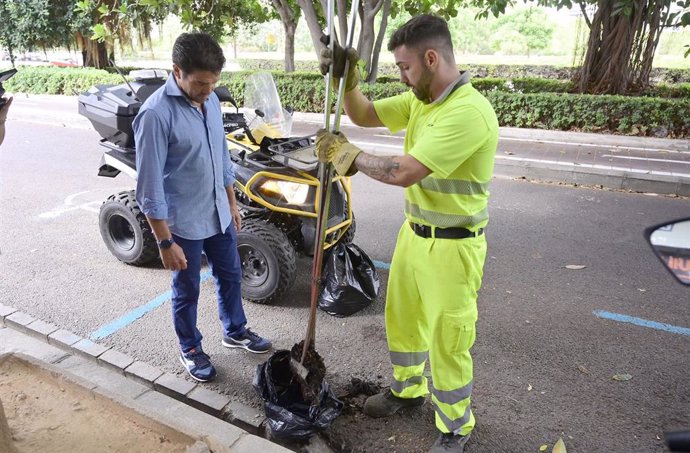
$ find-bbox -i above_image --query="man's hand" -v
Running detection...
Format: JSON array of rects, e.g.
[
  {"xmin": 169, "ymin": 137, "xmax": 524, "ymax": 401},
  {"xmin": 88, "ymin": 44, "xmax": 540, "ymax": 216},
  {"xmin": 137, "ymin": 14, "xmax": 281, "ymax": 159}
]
[
  {"xmin": 0, "ymin": 97, "xmax": 12, "ymax": 122},
  {"xmin": 319, "ymin": 37, "xmax": 359, "ymax": 93},
  {"xmin": 231, "ymin": 204, "xmax": 242, "ymax": 232},
  {"xmin": 315, "ymin": 129, "xmax": 362, "ymax": 176},
  {"xmin": 160, "ymin": 243, "xmax": 188, "ymax": 271}
]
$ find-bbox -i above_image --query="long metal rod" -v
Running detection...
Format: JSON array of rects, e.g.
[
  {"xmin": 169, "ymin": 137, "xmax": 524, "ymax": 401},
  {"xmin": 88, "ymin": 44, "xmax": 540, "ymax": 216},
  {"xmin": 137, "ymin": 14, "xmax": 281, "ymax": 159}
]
[
  {"xmin": 301, "ymin": 0, "xmax": 359, "ymax": 364},
  {"xmin": 333, "ymin": 0, "xmax": 360, "ymax": 132}
]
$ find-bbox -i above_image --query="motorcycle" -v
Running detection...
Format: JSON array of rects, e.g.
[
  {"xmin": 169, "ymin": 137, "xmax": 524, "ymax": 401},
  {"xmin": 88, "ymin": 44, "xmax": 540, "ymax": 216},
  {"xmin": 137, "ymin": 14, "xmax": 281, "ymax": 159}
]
[
  {"xmin": 78, "ymin": 70, "xmax": 355, "ymax": 304},
  {"xmin": 645, "ymin": 216, "xmax": 690, "ymax": 452}
]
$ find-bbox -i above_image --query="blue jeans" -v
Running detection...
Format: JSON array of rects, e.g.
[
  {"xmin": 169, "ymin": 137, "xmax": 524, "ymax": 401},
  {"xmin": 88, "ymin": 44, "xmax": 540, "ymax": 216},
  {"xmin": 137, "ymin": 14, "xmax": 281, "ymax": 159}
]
[{"xmin": 171, "ymin": 226, "xmax": 246, "ymax": 353}]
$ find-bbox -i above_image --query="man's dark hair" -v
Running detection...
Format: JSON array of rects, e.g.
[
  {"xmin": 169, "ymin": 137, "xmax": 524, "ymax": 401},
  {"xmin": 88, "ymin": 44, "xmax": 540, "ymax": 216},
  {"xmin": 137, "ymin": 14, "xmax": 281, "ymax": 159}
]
[
  {"xmin": 172, "ymin": 32, "xmax": 226, "ymax": 74},
  {"xmin": 388, "ymin": 14, "xmax": 454, "ymax": 62}
]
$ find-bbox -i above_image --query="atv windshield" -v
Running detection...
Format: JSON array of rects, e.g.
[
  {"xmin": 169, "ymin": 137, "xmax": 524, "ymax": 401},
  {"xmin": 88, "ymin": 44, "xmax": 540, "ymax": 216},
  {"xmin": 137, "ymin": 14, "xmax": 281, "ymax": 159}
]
[{"xmin": 243, "ymin": 73, "xmax": 293, "ymax": 140}]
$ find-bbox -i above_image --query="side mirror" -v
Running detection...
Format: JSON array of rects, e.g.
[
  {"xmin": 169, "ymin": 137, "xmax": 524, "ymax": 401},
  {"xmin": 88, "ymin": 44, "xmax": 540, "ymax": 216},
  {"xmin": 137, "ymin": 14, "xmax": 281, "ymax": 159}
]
[
  {"xmin": 214, "ymin": 86, "xmax": 238, "ymax": 111},
  {"xmin": 645, "ymin": 217, "xmax": 690, "ymax": 286}
]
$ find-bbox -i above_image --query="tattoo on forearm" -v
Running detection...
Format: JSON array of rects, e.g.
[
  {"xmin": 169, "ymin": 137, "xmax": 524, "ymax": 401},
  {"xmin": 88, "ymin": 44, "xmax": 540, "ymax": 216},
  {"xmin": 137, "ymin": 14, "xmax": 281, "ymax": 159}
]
[{"xmin": 355, "ymin": 154, "xmax": 400, "ymax": 183}]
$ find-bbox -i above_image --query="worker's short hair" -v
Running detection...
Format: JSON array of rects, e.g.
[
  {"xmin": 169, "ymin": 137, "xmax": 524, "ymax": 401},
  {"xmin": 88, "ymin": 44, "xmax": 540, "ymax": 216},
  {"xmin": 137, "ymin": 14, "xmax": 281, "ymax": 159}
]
[
  {"xmin": 172, "ymin": 32, "xmax": 226, "ymax": 74},
  {"xmin": 388, "ymin": 14, "xmax": 454, "ymax": 63}
]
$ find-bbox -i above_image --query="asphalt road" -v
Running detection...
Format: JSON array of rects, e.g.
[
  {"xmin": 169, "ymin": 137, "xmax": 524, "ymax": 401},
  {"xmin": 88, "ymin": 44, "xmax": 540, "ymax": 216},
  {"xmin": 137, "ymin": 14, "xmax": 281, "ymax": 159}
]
[{"xmin": 1, "ymin": 119, "xmax": 689, "ymax": 452}]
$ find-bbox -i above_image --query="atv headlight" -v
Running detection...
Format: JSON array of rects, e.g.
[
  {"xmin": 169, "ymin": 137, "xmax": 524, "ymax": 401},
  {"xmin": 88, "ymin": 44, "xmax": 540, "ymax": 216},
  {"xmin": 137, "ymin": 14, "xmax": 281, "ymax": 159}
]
[{"xmin": 259, "ymin": 180, "xmax": 310, "ymax": 205}]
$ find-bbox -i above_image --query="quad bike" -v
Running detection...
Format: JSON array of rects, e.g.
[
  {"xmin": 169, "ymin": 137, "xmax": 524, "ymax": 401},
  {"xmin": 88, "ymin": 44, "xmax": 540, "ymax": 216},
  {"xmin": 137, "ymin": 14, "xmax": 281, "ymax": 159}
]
[{"xmin": 78, "ymin": 70, "xmax": 355, "ymax": 304}]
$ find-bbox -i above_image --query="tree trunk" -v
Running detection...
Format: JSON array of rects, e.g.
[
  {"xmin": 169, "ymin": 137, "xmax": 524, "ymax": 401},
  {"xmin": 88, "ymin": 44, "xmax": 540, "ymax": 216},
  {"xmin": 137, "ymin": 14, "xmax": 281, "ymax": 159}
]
[
  {"xmin": 76, "ymin": 32, "xmax": 109, "ymax": 69},
  {"xmin": 367, "ymin": 0, "xmax": 391, "ymax": 83},
  {"xmin": 298, "ymin": 0, "xmax": 327, "ymax": 59},
  {"xmin": 574, "ymin": 0, "xmax": 667, "ymax": 94},
  {"xmin": 337, "ymin": 0, "xmax": 348, "ymax": 44},
  {"xmin": 356, "ymin": 0, "xmax": 385, "ymax": 83},
  {"xmin": 284, "ymin": 22, "xmax": 297, "ymax": 72},
  {"xmin": 271, "ymin": 0, "xmax": 299, "ymax": 72}
]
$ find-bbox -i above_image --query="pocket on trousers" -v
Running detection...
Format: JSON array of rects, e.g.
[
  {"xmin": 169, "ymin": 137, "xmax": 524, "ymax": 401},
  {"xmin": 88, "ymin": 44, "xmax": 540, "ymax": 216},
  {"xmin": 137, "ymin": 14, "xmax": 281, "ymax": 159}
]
[{"xmin": 440, "ymin": 311, "xmax": 477, "ymax": 354}]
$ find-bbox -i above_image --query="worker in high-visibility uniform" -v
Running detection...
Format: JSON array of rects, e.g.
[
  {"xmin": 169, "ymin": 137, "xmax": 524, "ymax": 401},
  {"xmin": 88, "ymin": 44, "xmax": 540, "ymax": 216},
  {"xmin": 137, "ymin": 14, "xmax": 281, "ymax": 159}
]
[{"xmin": 316, "ymin": 14, "xmax": 498, "ymax": 452}]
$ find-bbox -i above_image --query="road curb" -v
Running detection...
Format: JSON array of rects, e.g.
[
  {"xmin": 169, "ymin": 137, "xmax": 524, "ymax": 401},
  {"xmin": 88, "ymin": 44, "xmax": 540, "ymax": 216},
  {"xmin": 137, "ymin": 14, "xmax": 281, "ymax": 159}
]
[
  {"xmin": 0, "ymin": 303, "xmax": 292, "ymax": 452},
  {"xmin": 495, "ymin": 159, "xmax": 690, "ymax": 196}
]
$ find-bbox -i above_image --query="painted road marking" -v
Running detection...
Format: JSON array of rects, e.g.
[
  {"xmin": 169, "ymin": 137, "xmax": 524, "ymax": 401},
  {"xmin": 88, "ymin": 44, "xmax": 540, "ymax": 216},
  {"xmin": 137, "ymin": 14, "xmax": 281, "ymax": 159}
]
[
  {"xmin": 39, "ymin": 191, "xmax": 102, "ymax": 218},
  {"xmin": 90, "ymin": 261, "xmax": 394, "ymax": 340},
  {"xmin": 594, "ymin": 310, "xmax": 690, "ymax": 337},
  {"xmin": 38, "ymin": 189, "xmax": 131, "ymax": 219},
  {"xmin": 497, "ymin": 155, "xmax": 690, "ymax": 179},
  {"xmin": 90, "ymin": 270, "xmax": 213, "ymax": 340},
  {"xmin": 373, "ymin": 260, "xmax": 391, "ymax": 270},
  {"xmin": 601, "ymin": 154, "xmax": 690, "ymax": 165}
]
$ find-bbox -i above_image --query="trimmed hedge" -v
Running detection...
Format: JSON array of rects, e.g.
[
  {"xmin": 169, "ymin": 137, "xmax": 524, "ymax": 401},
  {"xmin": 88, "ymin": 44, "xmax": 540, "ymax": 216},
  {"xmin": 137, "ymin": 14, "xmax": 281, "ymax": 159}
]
[
  {"xmin": 237, "ymin": 59, "xmax": 690, "ymax": 84},
  {"xmin": 5, "ymin": 66, "xmax": 689, "ymax": 137},
  {"xmin": 4, "ymin": 66, "xmax": 123, "ymax": 95},
  {"xmin": 486, "ymin": 92, "xmax": 689, "ymax": 137}
]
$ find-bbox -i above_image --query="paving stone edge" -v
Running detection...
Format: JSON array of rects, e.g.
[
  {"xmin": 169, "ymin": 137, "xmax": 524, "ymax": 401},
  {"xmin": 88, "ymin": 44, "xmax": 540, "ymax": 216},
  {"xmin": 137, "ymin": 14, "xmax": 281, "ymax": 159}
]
[{"xmin": 0, "ymin": 305, "xmax": 271, "ymax": 439}]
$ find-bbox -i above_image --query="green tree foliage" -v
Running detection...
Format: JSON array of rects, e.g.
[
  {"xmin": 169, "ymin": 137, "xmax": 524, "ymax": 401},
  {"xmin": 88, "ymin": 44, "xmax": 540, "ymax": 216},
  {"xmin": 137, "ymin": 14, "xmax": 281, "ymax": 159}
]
[
  {"xmin": 490, "ymin": 7, "xmax": 554, "ymax": 56},
  {"xmin": 0, "ymin": 0, "xmax": 76, "ymax": 66},
  {"xmin": 388, "ymin": 0, "xmax": 689, "ymax": 93},
  {"xmin": 162, "ymin": 0, "xmax": 270, "ymax": 41}
]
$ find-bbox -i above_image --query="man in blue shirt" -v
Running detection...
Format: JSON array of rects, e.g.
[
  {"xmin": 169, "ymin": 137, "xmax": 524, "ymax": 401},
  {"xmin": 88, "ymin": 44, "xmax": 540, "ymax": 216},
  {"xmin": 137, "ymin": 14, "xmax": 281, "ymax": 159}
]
[{"xmin": 134, "ymin": 32, "xmax": 271, "ymax": 383}]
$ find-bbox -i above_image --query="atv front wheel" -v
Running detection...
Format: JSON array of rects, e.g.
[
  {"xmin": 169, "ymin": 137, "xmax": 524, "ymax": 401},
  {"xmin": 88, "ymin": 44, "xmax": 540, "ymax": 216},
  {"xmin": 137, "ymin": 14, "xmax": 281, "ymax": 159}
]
[
  {"xmin": 238, "ymin": 219, "xmax": 296, "ymax": 304},
  {"xmin": 99, "ymin": 190, "xmax": 159, "ymax": 266}
]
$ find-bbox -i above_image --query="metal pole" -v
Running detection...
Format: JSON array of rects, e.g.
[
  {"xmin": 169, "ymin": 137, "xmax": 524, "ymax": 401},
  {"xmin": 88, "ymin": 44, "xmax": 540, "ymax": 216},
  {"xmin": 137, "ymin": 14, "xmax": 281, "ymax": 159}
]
[{"xmin": 301, "ymin": 0, "xmax": 360, "ymax": 363}]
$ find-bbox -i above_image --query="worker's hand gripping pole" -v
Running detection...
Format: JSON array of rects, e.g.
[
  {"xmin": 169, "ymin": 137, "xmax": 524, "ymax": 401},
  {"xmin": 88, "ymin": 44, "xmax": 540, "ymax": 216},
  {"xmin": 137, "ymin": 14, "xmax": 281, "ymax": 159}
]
[{"xmin": 301, "ymin": 0, "xmax": 359, "ymax": 365}]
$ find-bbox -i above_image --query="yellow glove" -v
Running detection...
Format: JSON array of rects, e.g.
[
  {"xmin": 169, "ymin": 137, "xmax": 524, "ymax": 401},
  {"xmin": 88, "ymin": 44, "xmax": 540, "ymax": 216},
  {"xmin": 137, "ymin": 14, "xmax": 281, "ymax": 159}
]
[
  {"xmin": 318, "ymin": 38, "xmax": 359, "ymax": 93},
  {"xmin": 315, "ymin": 129, "xmax": 361, "ymax": 176}
]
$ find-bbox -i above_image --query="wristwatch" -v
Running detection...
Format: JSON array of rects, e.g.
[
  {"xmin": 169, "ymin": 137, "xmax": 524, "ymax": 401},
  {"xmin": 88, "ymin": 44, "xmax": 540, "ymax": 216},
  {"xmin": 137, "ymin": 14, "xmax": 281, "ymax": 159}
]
[{"xmin": 158, "ymin": 237, "xmax": 175, "ymax": 249}]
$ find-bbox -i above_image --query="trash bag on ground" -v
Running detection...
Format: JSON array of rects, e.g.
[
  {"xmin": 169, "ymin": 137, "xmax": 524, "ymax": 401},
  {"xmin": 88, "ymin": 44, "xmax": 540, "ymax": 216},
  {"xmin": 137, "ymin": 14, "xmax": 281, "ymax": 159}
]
[
  {"xmin": 253, "ymin": 350, "xmax": 343, "ymax": 440},
  {"xmin": 319, "ymin": 242, "xmax": 380, "ymax": 317}
]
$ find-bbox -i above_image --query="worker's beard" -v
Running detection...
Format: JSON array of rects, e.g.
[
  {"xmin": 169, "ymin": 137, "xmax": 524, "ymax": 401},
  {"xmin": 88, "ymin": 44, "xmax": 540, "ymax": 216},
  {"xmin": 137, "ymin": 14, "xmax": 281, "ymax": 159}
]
[{"xmin": 410, "ymin": 67, "xmax": 434, "ymax": 104}]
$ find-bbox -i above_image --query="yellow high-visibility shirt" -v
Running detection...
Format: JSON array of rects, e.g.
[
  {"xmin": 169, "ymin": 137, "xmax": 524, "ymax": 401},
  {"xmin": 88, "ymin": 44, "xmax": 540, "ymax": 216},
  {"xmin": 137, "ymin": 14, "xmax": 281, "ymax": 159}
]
[{"xmin": 374, "ymin": 78, "xmax": 498, "ymax": 230}]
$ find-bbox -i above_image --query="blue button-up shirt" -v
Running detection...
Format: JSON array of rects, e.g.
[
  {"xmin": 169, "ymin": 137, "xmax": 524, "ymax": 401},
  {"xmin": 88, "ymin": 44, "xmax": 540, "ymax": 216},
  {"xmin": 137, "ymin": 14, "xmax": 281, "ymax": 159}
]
[{"xmin": 133, "ymin": 75, "xmax": 234, "ymax": 240}]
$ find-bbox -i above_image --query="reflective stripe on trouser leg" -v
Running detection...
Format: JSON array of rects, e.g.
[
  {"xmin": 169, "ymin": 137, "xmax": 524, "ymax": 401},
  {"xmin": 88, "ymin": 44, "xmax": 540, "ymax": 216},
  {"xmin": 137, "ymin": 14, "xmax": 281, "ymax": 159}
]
[
  {"xmin": 385, "ymin": 224, "xmax": 430, "ymax": 399},
  {"xmin": 395, "ymin": 222, "xmax": 487, "ymax": 436}
]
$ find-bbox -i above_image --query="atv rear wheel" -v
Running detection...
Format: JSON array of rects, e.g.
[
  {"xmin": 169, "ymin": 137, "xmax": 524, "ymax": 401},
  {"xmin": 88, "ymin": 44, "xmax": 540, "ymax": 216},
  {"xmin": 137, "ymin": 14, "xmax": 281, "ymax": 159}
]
[
  {"xmin": 238, "ymin": 219, "xmax": 296, "ymax": 304},
  {"xmin": 99, "ymin": 190, "xmax": 159, "ymax": 266}
]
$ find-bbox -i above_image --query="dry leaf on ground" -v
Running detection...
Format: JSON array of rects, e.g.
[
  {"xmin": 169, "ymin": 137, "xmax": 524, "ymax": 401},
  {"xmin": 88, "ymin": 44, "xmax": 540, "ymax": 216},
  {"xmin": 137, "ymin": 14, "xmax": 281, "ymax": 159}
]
[
  {"xmin": 613, "ymin": 373, "xmax": 633, "ymax": 381},
  {"xmin": 553, "ymin": 437, "xmax": 567, "ymax": 453},
  {"xmin": 565, "ymin": 265, "xmax": 587, "ymax": 270}
]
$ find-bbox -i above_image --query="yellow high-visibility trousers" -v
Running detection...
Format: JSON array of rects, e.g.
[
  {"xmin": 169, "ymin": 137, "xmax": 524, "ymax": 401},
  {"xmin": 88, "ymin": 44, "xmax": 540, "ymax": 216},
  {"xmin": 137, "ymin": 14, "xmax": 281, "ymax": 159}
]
[{"xmin": 385, "ymin": 223, "xmax": 487, "ymax": 436}]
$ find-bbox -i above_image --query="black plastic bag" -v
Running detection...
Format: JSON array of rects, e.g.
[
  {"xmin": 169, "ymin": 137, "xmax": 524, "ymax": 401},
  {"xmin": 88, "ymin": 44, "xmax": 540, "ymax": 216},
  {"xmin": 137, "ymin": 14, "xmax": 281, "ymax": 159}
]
[
  {"xmin": 253, "ymin": 350, "xmax": 343, "ymax": 440},
  {"xmin": 319, "ymin": 242, "xmax": 380, "ymax": 317}
]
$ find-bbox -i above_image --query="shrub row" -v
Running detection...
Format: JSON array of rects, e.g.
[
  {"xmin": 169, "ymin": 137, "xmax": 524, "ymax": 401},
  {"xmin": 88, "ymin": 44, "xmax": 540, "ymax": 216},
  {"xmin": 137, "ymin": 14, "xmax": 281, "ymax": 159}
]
[
  {"xmin": 5, "ymin": 66, "xmax": 123, "ymax": 95},
  {"xmin": 237, "ymin": 59, "xmax": 690, "ymax": 84},
  {"xmin": 5, "ymin": 66, "xmax": 689, "ymax": 137}
]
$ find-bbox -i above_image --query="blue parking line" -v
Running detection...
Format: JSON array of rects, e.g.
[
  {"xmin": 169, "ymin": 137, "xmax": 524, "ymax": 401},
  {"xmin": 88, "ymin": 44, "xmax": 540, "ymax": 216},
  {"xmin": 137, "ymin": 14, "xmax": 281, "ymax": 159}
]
[
  {"xmin": 90, "ymin": 260, "xmax": 392, "ymax": 342},
  {"xmin": 593, "ymin": 310, "xmax": 690, "ymax": 337},
  {"xmin": 90, "ymin": 271, "xmax": 213, "ymax": 341},
  {"xmin": 373, "ymin": 260, "xmax": 391, "ymax": 270}
]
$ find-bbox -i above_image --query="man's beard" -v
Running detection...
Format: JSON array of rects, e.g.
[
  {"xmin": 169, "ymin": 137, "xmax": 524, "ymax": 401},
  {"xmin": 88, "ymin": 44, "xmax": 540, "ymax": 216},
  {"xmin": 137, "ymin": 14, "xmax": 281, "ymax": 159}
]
[{"xmin": 411, "ymin": 67, "xmax": 434, "ymax": 104}]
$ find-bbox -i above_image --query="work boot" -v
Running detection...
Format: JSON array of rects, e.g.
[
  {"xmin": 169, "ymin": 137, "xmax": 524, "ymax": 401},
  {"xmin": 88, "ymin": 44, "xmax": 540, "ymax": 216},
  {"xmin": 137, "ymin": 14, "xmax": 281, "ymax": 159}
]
[
  {"xmin": 429, "ymin": 432, "xmax": 471, "ymax": 452},
  {"xmin": 362, "ymin": 388, "xmax": 424, "ymax": 418}
]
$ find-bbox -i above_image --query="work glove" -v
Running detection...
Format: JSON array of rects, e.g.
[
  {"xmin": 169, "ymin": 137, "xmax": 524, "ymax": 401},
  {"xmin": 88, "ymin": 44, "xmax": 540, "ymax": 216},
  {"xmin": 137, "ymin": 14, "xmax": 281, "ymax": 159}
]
[
  {"xmin": 315, "ymin": 129, "xmax": 361, "ymax": 176},
  {"xmin": 319, "ymin": 35, "xmax": 359, "ymax": 93}
]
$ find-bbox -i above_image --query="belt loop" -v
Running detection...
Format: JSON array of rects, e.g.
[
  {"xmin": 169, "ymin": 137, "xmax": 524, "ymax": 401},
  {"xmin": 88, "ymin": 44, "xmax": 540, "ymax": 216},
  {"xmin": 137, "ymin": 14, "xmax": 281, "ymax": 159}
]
[{"xmin": 430, "ymin": 225, "xmax": 436, "ymax": 239}]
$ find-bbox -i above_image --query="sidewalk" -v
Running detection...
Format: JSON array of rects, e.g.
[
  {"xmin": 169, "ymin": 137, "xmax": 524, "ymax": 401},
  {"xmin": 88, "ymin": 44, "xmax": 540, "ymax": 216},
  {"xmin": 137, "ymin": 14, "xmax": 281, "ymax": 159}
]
[{"xmin": 0, "ymin": 304, "xmax": 302, "ymax": 453}]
